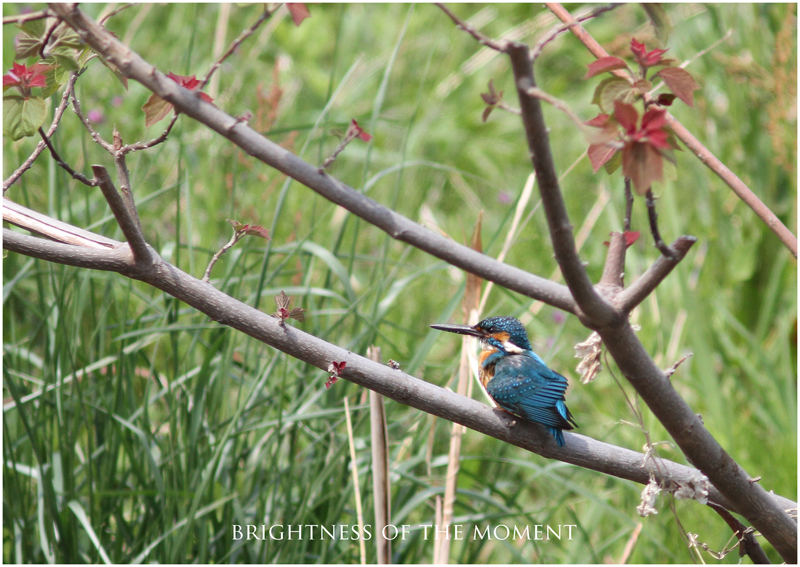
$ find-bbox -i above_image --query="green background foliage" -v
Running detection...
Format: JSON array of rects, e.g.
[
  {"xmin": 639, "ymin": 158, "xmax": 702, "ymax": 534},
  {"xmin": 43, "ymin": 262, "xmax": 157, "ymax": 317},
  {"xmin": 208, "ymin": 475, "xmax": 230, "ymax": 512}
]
[{"xmin": 3, "ymin": 3, "xmax": 796, "ymax": 563}]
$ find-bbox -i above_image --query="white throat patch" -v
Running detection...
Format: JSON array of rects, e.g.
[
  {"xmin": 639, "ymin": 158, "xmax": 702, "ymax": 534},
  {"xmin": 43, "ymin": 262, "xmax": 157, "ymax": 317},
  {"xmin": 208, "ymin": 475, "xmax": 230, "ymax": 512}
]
[{"xmin": 502, "ymin": 341, "xmax": 525, "ymax": 354}]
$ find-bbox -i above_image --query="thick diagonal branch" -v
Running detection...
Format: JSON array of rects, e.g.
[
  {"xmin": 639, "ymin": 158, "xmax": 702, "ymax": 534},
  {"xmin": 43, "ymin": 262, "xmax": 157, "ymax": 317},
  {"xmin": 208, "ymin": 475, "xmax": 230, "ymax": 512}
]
[
  {"xmin": 507, "ymin": 42, "xmax": 618, "ymax": 328},
  {"xmin": 47, "ymin": 3, "xmax": 577, "ymax": 316},
  {"xmin": 5, "ymin": 225, "xmax": 797, "ymax": 523},
  {"xmin": 505, "ymin": 36, "xmax": 796, "ymax": 564}
]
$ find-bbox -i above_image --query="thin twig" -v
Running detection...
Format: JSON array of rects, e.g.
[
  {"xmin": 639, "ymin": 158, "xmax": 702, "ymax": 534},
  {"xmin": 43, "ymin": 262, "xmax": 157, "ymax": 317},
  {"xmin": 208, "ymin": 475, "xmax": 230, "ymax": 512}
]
[
  {"xmin": 91, "ymin": 165, "xmax": 152, "ymax": 266},
  {"xmin": 98, "ymin": 3, "xmax": 135, "ymax": 26},
  {"xmin": 111, "ymin": 130, "xmax": 145, "ymax": 237},
  {"xmin": 3, "ymin": 71, "xmax": 80, "ymax": 192},
  {"xmin": 707, "ymin": 502, "xmax": 771, "ymax": 564},
  {"xmin": 531, "ymin": 4, "xmax": 620, "ymax": 62},
  {"xmin": 645, "ymin": 189, "xmax": 675, "ymax": 258},
  {"xmin": 2, "ymin": 9, "xmax": 53, "ymax": 25},
  {"xmin": 39, "ymin": 18, "xmax": 61, "ymax": 59},
  {"xmin": 198, "ymin": 6, "xmax": 276, "ymax": 91},
  {"xmin": 435, "ymin": 3, "xmax": 508, "ymax": 52},
  {"xmin": 524, "ymin": 85, "xmax": 590, "ymax": 135},
  {"xmin": 70, "ymin": 85, "xmax": 114, "ymax": 151},
  {"xmin": 617, "ymin": 235, "xmax": 697, "ymax": 313},
  {"xmin": 121, "ymin": 114, "xmax": 180, "ymax": 153},
  {"xmin": 202, "ymin": 229, "xmax": 243, "ymax": 283},
  {"xmin": 664, "ymin": 353, "xmax": 692, "ymax": 378},
  {"xmin": 38, "ymin": 127, "xmax": 97, "ymax": 186},
  {"xmin": 624, "ymin": 177, "xmax": 633, "ymax": 232}
]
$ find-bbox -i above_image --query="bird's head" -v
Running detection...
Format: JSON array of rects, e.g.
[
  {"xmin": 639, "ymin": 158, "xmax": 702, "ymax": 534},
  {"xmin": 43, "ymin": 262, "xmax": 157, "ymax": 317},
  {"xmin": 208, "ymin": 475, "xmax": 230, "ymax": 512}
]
[{"xmin": 430, "ymin": 315, "xmax": 532, "ymax": 354}]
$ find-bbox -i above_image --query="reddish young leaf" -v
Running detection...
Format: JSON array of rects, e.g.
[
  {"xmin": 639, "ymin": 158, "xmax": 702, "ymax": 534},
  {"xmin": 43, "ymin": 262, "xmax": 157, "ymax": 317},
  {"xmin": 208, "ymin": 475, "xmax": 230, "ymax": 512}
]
[
  {"xmin": 613, "ymin": 100, "xmax": 639, "ymax": 133},
  {"xmin": 326, "ymin": 361, "xmax": 346, "ymax": 387},
  {"xmin": 143, "ymin": 72, "xmax": 214, "ymax": 127},
  {"xmin": 273, "ymin": 290, "xmax": 306, "ymax": 325},
  {"xmin": 242, "ymin": 225, "xmax": 271, "ymax": 240},
  {"xmin": 639, "ymin": 108, "xmax": 669, "ymax": 149},
  {"xmin": 623, "ymin": 141, "xmax": 663, "ymax": 195},
  {"xmin": 588, "ymin": 143, "xmax": 619, "ymax": 173},
  {"xmin": 347, "ymin": 119, "xmax": 372, "ymax": 142},
  {"xmin": 630, "ymin": 38, "xmax": 669, "ymax": 68},
  {"xmin": 3, "ymin": 62, "xmax": 49, "ymax": 92},
  {"xmin": 623, "ymin": 231, "xmax": 641, "ymax": 247},
  {"xmin": 656, "ymin": 66, "xmax": 700, "ymax": 107},
  {"xmin": 142, "ymin": 94, "xmax": 173, "ymax": 128},
  {"xmin": 287, "ymin": 3, "xmax": 311, "ymax": 27},
  {"xmin": 585, "ymin": 113, "xmax": 611, "ymax": 128},
  {"xmin": 166, "ymin": 72, "xmax": 214, "ymax": 104},
  {"xmin": 584, "ymin": 56, "xmax": 628, "ymax": 79}
]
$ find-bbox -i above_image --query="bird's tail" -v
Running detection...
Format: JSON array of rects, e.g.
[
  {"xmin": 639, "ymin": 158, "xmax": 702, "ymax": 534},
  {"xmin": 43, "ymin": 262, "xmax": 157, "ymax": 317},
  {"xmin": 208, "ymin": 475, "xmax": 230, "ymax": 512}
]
[{"xmin": 549, "ymin": 427, "xmax": 566, "ymax": 448}]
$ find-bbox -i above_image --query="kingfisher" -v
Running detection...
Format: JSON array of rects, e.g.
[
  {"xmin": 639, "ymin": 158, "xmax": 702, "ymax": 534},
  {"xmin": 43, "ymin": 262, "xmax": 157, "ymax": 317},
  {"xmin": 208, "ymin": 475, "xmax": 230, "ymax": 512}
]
[{"xmin": 431, "ymin": 316, "xmax": 577, "ymax": 447}]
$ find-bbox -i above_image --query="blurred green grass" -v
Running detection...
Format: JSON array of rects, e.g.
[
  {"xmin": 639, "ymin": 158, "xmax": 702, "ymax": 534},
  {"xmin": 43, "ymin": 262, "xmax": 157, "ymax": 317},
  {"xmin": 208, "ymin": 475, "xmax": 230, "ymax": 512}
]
[{"xmin": 3, "ymin": 3, "xmax": 796, "ymax": 563}]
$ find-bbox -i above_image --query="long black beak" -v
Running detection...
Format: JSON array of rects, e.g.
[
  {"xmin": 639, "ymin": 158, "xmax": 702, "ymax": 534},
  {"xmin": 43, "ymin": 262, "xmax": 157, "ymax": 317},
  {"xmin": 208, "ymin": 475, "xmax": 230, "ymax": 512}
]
[{"xmin": 430, "ymin": 323, "xmax": 484, "ymax": 338}]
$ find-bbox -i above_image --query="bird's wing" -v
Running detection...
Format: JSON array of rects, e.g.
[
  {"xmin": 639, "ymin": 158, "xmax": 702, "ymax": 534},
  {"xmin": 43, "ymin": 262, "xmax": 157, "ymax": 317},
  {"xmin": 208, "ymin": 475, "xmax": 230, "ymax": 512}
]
[{"xmin": 486, "ymin": 354, "xmax": 574, "ymax": 429}]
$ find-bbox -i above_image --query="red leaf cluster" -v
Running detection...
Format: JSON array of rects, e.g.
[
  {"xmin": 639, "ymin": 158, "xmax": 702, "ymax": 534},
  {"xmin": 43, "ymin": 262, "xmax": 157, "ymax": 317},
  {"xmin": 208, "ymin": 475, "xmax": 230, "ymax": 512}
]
[
  {"xmin": 587, "ymin": 101, "xmax": 671, "ymax": 194},
  {"xmin": 3, "ymin": 62, "xmax": 49, "ymax": 93},
  {"xmin": 630, "ymin": 39, "xmax": 670, "ymax": 68},
  {"xmin": 166, "ymin": 72, "xmax": 214, "ymax": 104},
  {"xmin": 325, "ymin": 361, "xmax": 347, "ymax": 389},
  {"xmin": 142, "ymin": 72, "xmax": 214, "ymax": 127}
]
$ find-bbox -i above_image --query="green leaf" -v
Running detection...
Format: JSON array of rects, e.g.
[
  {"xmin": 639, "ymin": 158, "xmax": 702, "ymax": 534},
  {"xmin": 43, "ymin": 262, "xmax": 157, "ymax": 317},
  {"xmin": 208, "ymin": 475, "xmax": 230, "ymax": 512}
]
[
  {"xmin": 14, "ymin": 34, "xmax": 43, "ymax": 60},
  {"xmin": 3, "ymin": 95, "xmax": 46, "ymax": 141},
  {"xmin": 18, "ymin": 19, "xmax": 46, "ymax": 38},
  {"xmin": 592, "ymin": 76, "xmax": 638, "ymax": 113},
  {"xmin": 97, "ymin": 54, "xmax": 129, "ymax": 90},
  {"xmin": 603, "ymin": 150, "xmax": 622, "ymax": 175},
  {"xmin": 52, "ymin": 52, "xmax": 79, "ymax": 72}
]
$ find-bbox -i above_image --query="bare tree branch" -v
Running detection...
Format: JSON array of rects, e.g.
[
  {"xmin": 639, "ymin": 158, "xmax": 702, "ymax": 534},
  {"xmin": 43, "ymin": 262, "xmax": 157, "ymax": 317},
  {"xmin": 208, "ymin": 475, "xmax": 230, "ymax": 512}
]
[
  {"xmin": 505, "ymin": 26, "xmax": 797, "ymax": 563},
  {"xmin": 198, "ymin": 5, "xmax": 276, "ymax": 91},
  {"xmin": 3, "ymin": 197, "xmax": 119, "ymax": 249},
  {"xmin": 47, "ymin": 3, "xmax": 578, "ymax": 316},
  {"xmin": 38, "ymin": 127, "xmax": 97, "ymax": 186},
  {"xmin": 599, "ymin": 231, "xmax": 626, "ymax": 288},
  {"xmin": 507, "ymin": 43, "xmax": 618, "ymax": 328},
  {"xmin": 90, "ymin": 165, "xmax": 152, "ymax": 266},
  {"xmin": 530, "ymin": 3, "xmax": 620, "ymax": 62},
  {"xmin": 3, "ymin": 9, "xmax": 53, "ymax": 25},
  {"xmin": 5, "ymin": 226, "xmax": 796, "ymax": 523},
  {"xmin": 617, "ymin": 235, "xmax": 697, "ymax": 312},
  {"xmin": 434, "ymin": 4, "xmax": 508, "ymax": 52}
]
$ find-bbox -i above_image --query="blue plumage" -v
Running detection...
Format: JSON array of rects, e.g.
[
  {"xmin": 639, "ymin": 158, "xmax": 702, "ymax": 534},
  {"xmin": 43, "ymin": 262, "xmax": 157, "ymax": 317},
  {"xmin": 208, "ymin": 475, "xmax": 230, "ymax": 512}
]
[{"xmin": 431, "ymin": 316, "xmax": 577, "ymax": 447}]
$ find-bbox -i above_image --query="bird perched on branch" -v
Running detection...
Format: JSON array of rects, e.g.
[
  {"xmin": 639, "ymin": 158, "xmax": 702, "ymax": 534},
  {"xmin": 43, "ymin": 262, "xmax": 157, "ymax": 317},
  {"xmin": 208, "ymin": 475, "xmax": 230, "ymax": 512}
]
[{"xmin": 431, "ymin": 316, "xmax": 577, "ymax": 447}]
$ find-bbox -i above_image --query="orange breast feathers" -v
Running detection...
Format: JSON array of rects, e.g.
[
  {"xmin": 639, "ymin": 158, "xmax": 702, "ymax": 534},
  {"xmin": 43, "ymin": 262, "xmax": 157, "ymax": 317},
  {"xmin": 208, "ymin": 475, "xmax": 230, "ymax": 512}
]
[{"xmin": 478, "ymin": 348, "xmax": 496, "ymax": 388}]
